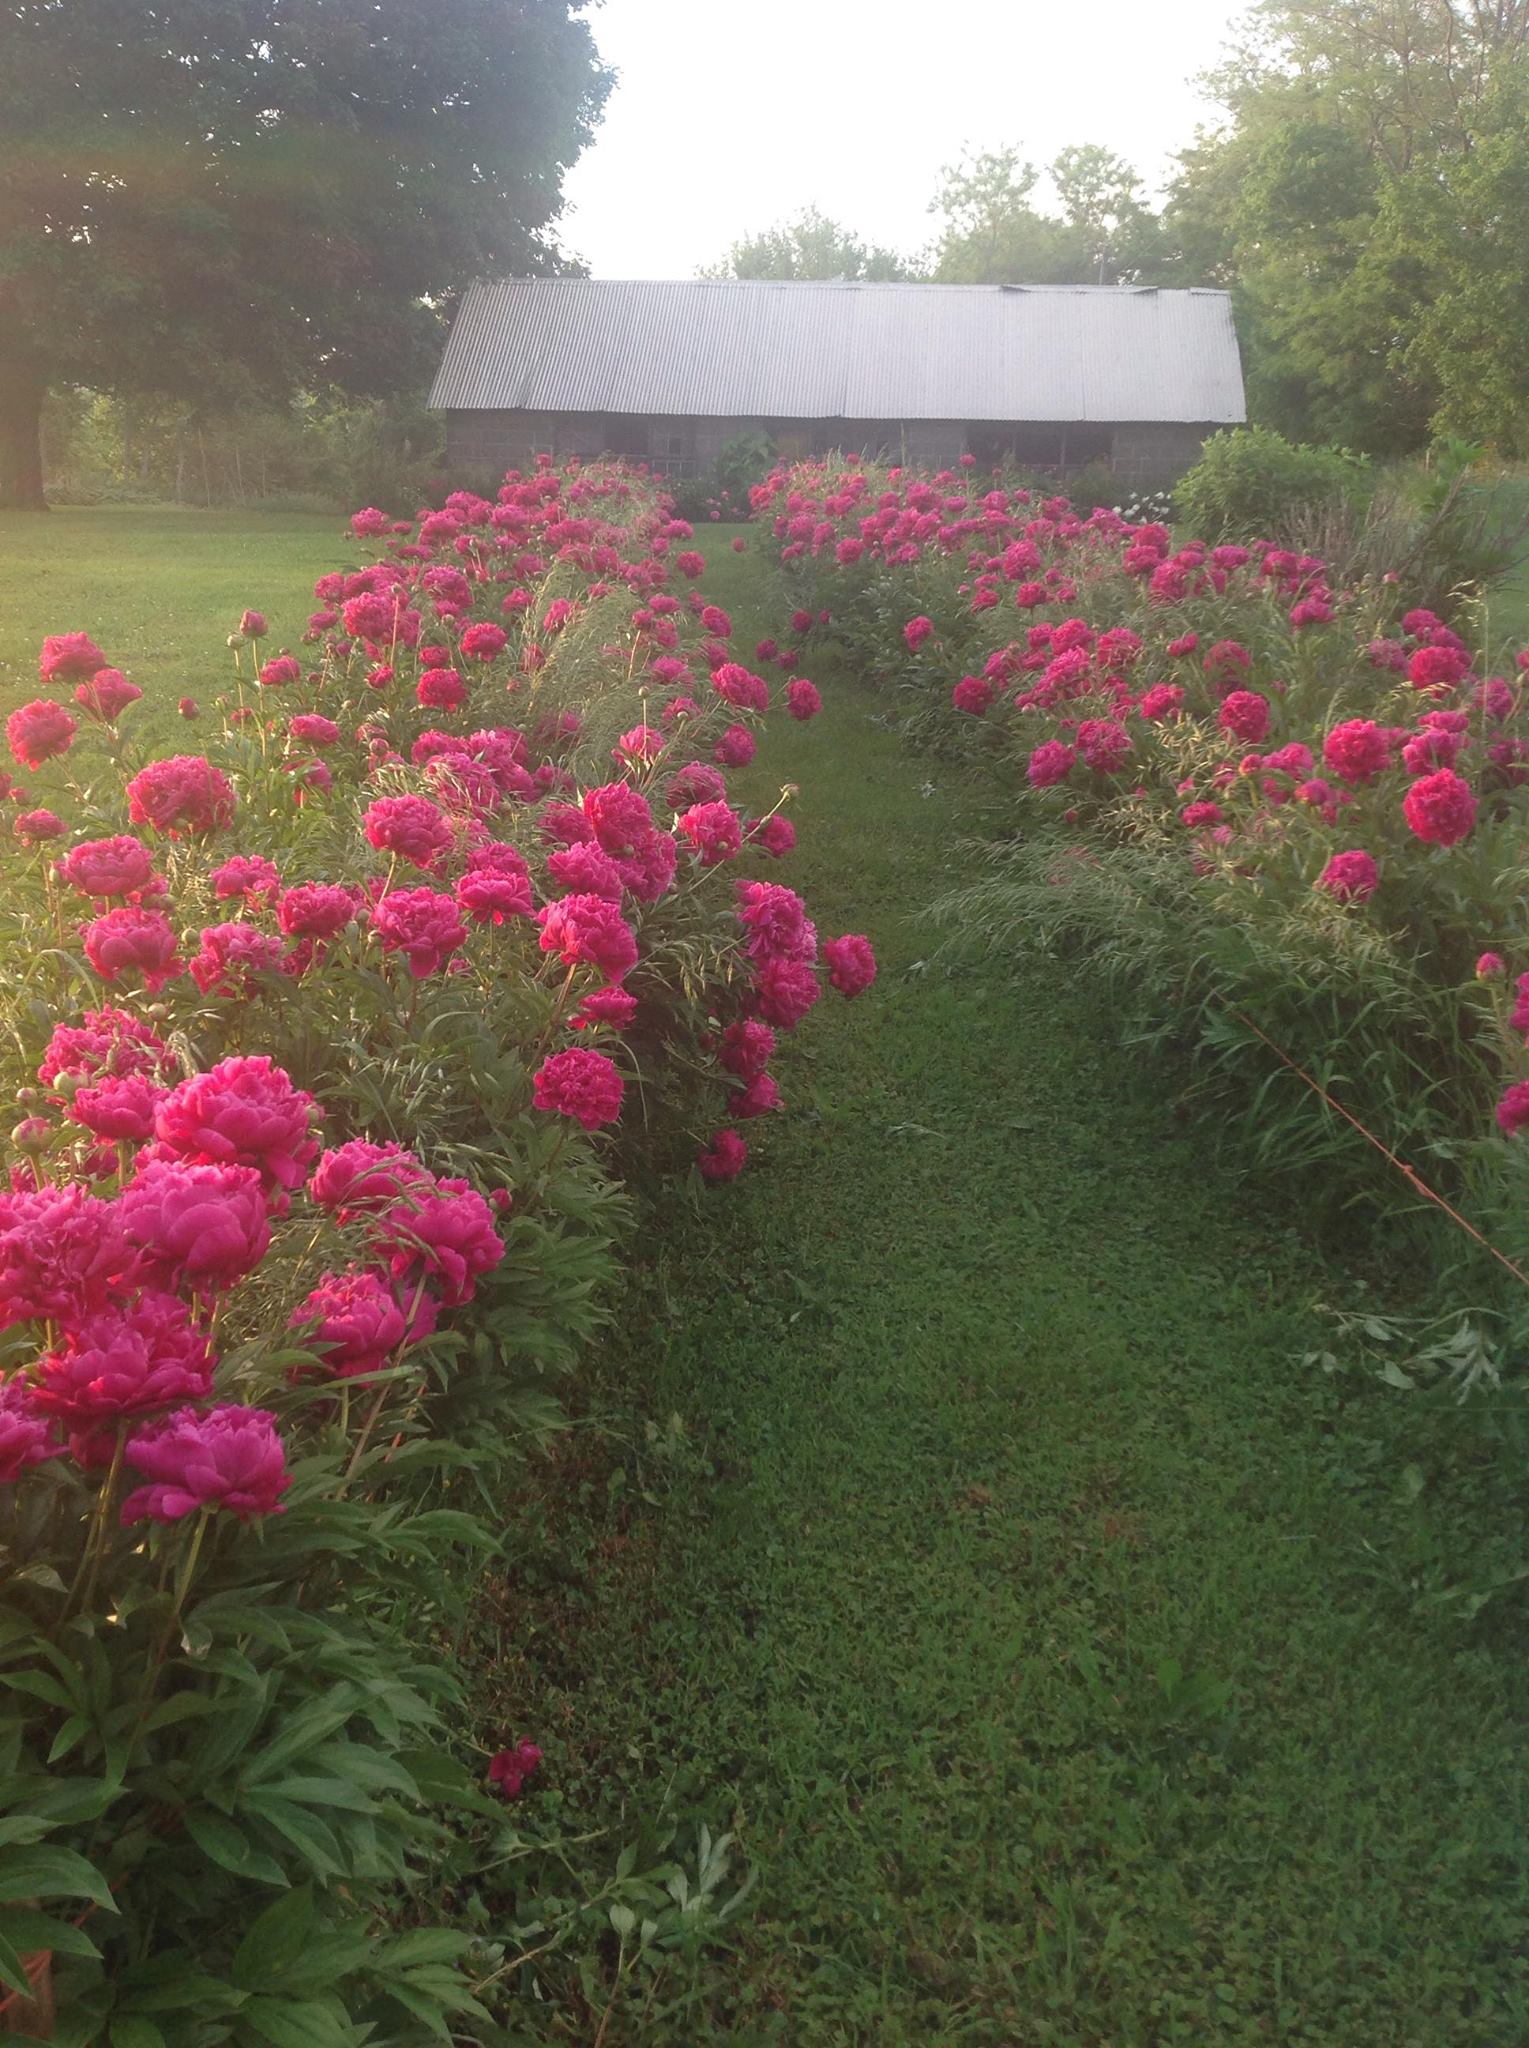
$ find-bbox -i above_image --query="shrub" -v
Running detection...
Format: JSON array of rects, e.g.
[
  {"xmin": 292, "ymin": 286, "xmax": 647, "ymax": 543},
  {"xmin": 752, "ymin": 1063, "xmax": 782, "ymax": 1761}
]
[
  {"xmin": 1176, "ymin": 426, "xmax": 1371, "ymax": 543},
  {"xmin": 0, "ymin": 459, "xmax": 871, "ymax": 2033}
]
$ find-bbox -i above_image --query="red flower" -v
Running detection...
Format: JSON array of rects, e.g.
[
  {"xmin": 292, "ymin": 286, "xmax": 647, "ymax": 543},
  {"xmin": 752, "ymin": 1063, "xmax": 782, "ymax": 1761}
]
[
  {"xmin": 82, "ymin": 907, "xmax": 182, "ymax": 992},
  {"xmin": 121, "ymin": 1404, "xmax": 290, "ymax": 1524},
  {"xmin": 8, "ymin": 699, "xmax": 77, "ymax": 770},
  {"xmin": 532, "ymin": 1047, "xmax": 625, "ymax": 1129},
  {"xmin": 697, "ymin": 1128, "xmax": 747, "ymax": 1182},
  {"xmin": 38, "ymin": 632, "xmax": 106, "ymax": 684},
  {"xmin": 1402, "ymin": 768, "xmax": 1477, "ymax": 847}
]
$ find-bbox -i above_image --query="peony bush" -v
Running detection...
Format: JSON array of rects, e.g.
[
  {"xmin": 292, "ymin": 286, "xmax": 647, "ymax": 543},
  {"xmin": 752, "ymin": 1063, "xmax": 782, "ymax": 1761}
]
[
  {"xmin": 0, "ymin": 458, "xmax": 871, "ymax": 2038},
  {"xmin": 758, "ymin": 455, "xmax": 1529, "ymax": 1258}
]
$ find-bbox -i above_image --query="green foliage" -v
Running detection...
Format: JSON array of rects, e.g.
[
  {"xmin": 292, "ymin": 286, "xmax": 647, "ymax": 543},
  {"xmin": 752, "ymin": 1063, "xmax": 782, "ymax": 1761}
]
[
  {"xmin": 1176, "ymin": 427, "xmax": 1372, "ymax": 542},
  {"xmin": 0, "ymin": 0, "xmax": 611, "ymax": 505},
  {"xmin": 701, "ymin": 207, "xmax": 915, "ymax": 282}
]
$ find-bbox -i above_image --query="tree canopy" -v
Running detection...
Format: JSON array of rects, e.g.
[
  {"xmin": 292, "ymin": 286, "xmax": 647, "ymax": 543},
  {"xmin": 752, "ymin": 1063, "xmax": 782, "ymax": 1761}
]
[
  {"xmin": 0, "ymin": 0, "xmax": 611, "ymax": 506},
  {"xmin": 701, "ymin": 208, "xmax": 915, "ymax": 282}
]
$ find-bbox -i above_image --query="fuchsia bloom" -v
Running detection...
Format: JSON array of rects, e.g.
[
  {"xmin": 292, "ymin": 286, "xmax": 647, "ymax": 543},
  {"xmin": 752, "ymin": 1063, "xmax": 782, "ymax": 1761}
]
[
  {"xmin": 823, "ymin": 934, "xmax": 877, "ymax": 998},
  {"xmin": 1476, "ymin": 951, "xmax": 1505, "ymax": 979},
  {"xmin": 33, "ymin": 1293, "xmax": 216, "ymax": 1426},
  {"xmin": 735, "ymin": 881, "xmax": 814, "ymax": 964},
  {"xmin": 747, "ymin": 814, "xmax": 796, "ymax": 858},
  {"xmin": 1316, "ymin": 850, "xmax": 1379, "ymax": 903},
  {"xmin": 309, "ymin": 1139, "xmax": 427, "ymax": 1217},
  {"xmin": 75, "ymin": 668, "xmax": 142, "ymax": 724},
  {"xmin": 1323, "ymin": 720, "xmax": 1393, "ymax": 786},
  {"xmin": 8, "ymin": 699, "xmax": 77, "ymax": 770},
  {"xmin": 258, "ymin": 655, "xmax": 303, "ymax": 688},
  {"xmin": 538, "ymin": 893, "xmax": 639, "ymax": 982},
  {"xmin": 0, "ymin": 1381, "xmax": 61, "ymax": 1485},
  {"xmin": 57, "ymin": 836, "xmax": 158, "ymax": 900},
  {"xmin": 953, "ymin": 674, "xmax": 996, "ymax": 716},
  {"xmin": 290, "ymin": 1269, "xmax": 428, "ymax": 1380},
  {"xmin": 1075, "ymin": 720, "xmax": 1132, "ymax": 774},
  {"xmin": 546, "ymin": 841, "xmax": 621, "ymax": 900},
  {"xmin": 1139, "ymin": 683, "xmax": 1185, "ymax": 721},
  {"xmin": 82, "ymin": 907, "xmax": 182, "ymax": 992},
  {"xmin": 0, "ymin": 1186, "xmax": 128, "ymax": 1328},
  {"xmin": 120, "ymin": 1160, "xmax": 271, "ymax": 1294},
  {"xmin": 371, "ymin": 1177, "xmax": 503, "ymax": 1306},
  {"xmin": 753, "ymin": 955, "xmax": 821, "ymax": 1030},
  {"xmin": 1494, "ymin": 1080, "xmax": 1529, "ymax": 1137},
  {"xmin": 904, "ymin": 616, "xmax": 934, "ymax": 652},
  {"xmin": 289, "ymin": 713, "xmax": 341, "ymax": 749},
  {"xmin": 1027, "ymin": 741, "xmax": 1075, "ymax": 789},
  {"xmin": 239, "ymin": 610, "xmax": 268, "ymax": 639},
  {"xmin": 678, "ymin": 800, "xmax": 743, "ymax": 865},
  {"xmin": 277, "ymin": 883, "xmax": 357, "ymax": 939},
  {"xmin": 460, "ymin": 622, "xmax": 509, "ymax": 662},
  {"xmin": 190, "ymin": 922, "xmax": 287, "ymax": 995},
  {"xmin": 70, "ymin": 1071, "xmax": 164, "ymax": 1143},
  {"xmin": 719, "ymin": 1018, "xmax": 775, "ymax": 1079},
  {"xmin": 712, "ymin": 663, "xmax": 770, "ymax": 713},
  {"xmin": 488, "ymin": 1739, "xmax": 543, "ymax": 1800},
  {"xmin": 697, "ymin": 1128, "xmax": 748, "ymax": 1182},
  {"xmin": 16, "ymin": 810, "xmax": 65, "ymax": 844},
  {"xmin": 533, "ymin": 1047, "xmax": 625, "ymax": 1129},
  {"xmin": 572, "ymin": 986, "xmax": 638, "ymax": 1032},
  {"xmin": 39, "ymin": 1006, "xmax": 170, "ymax": 1089},
  {"xmin": 363, "ymin": 794, "xmax": 453, "ymax": 869},
  {"xmin": 121, "ymin": 1404, "xmax": 290, "ymax": 1524},
  {"xmin": 665, "ymin": 761, "xmax": 727, "ymax": 809},
  {"xmin": 211, "ymin": 854, "xmax": 281, "ymax": 903},
  {"xmin": 713, "ymin": 724, "xmax": 756, "ymax": 768},
  {"xmin": 1407, "ymin": 644, "xmax": 1471, "ymax": 693},
  {"xmin": 1219, "ymin": 690, "xmax": 1271, "ymax": 743},
  {"xmin": 730, "ymin": 1073, "xmax": 781, "ymax": 1118},
  {"xmin": 372, "ymin": 888, "xmax": 468, "ymax": 977},
  {"xmin": 39, "ymin": 632, "xmax": 106, "ymax": 684},
  {"xmin": 154, "ymin": 1056, "xmax": 320, "ymax": 1200},
  {"xmin": 127, "ymin": 756, "xmax": 236, "ymax": 835},
  {"xmin": 1403, "ymin": 768, "xmax": 1477, "ymax": 847}
]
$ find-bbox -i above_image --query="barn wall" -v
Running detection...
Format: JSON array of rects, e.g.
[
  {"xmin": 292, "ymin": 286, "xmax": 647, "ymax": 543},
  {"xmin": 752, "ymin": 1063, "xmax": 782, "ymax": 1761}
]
[
  {"xmin": 442, "ymin": 411, "xmax": 1218, "ymax": 486},
  {"xmin": 1110, "ymin": 423, "xmax": 1214, "ymax": 487}
]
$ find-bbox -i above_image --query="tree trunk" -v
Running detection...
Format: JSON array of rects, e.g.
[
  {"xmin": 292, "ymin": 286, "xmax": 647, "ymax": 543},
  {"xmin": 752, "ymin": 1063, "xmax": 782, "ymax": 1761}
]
[{"xmin": 0, "ymin": 362, "xmax": 47, "ymax": 511}]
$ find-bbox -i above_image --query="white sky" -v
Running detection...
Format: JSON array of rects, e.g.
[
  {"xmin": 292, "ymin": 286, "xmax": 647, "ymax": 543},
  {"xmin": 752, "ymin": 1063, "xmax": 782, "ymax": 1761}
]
[{"xmin": 560, "ymin": 0, "xmax": 1244, "ymax": 278}]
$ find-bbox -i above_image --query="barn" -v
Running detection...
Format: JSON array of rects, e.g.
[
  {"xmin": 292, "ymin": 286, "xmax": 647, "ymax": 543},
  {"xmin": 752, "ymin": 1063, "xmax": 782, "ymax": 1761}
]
[{"xmin": 428, "ymin": 277, "xmax": 1246, "ymax": 486}]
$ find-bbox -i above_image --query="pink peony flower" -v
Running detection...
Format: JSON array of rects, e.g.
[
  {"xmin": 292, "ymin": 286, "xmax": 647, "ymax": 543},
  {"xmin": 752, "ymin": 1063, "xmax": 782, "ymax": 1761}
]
[
  {"xmin": 289, "ymin": 713, "xmax": 340, "ymax": 749},
  {"xmin": 39, "ymin": 1006, "xmax": 170, "ymax": 1089},
  {"xmin": 0, "ymin": 1380, "xmax": 62, "ymax": 1484},
  {"xmin": 371, "ymin": 1177, "xmax": 503, "ymax": 1307},
  {"xmin": 532, "ymin": 1047, "xmax": 625, "ymax": 1129},
  {"xmin": 1076, "ymin": 719, "xmax": 1132, "ymax": 774},
  {"xmin": 75, "ymin": 668, "xmax": 142, "ymax": 724},
  {"xmin": 538, "ymin": 893, "xmax": 639, "ymax": 983},
  {"xmin": 1219, "ymin": 690, "xmax": 1271, "ymax": 743},
  {"xmin": 372, "ymin": 887, "xmax": 468, "ymax": 977},
  {"xmin": 1027, "ymin": 741, "xmax": 1076, "ymax": 788},
  {"xmin": 39, "ymin": 632, "xmax": 106, "ymax": 685},
  {"xmin": 904, "ymin": 616, "xmax": 934, "ymax": 652},
  {"xmin": 1407, "ymin": 644, "xmax": 1471, "ymax": 693},
  {"xmin": 33, "ymin": 1293, "xmax": 216, "ymax": 1425},
  {"xmin": 1323, "ymin": 720, "xmax": 1393, "ymax": 786},
  {"xmin": 290, "ymin": 1268, "xmax": 431, "ymax": 1380},
  {"xmin": 735, "ymin": 881, "xmax": 814, "ymax": 964},
  {"xmin": 16, "ymin": 810, "xmax": 66, "ymax": 844},
  {"xmin": 487, "ymin": 1739, "xmax": 543, "ymax": 1800},
  {"xmin": 154, "ymin": 1056, "xmax": 320, "ymax": 1199},
  {"xmin": 460, "ymin": 622, "xmax": 509, "ymax": 662},
  {"xmin": 753, "ymin": 955, "xmax": 821, "ymax": 1031},
  {"xmin": 1316, "ymin": 849, "xmax": 1379, "ymax": 902},
  {"xmin": 309, "ymin": 1139, "xmax": 428, "ymax": 1217},
  {"xmin": 70, "ymin": 1071, "xmax": 165, "ymax": 1142},
  {"xmin": 121, "ymin": 1404, "xmax": 290, "ymax": 1523},
  {"xmin": 82, "ymin": 907, "xmax": 182, "ymax": 992},
  {"xmin": 713, "ymin": 724, "xmax": 756, "ymax": 768},
  {"xmin": 1476, "ymin": 952, "xmax": 1505, "ymax": 980},
  {"xmin": 119, "ymin": 1160, "xmax": 271, "ymax": 1294},
  {"xmin": 1402, "ymin": 768, "xmax": 1477, "ymax": 847},
  {"xmin": 363, "ymin": 794, "xmax": 453, "ymax": 870},
  {"xmin": 57, "ymin": 836, "xmax": 158, "ymax": 900},
  {"xmin": 786, "ymin": 678, "xmax": 822, "ymax": 720},
  {"xmin": 719, "ymin": 1018, "xmax": 775, "ymax": 1080},
  {"xmin": 953, "ymin": 674, "xmax": 996, "ymax": 716},
  {"xmin": 677, "ymin": 800, "xmax": 743, "ymax": 866},
  {"xmin": 665, "ymin": 761, "xmax": 728, "ymax": 810},
  {"xmin": 0, "ymin": 1186, "xmax": 128, "ymax": 1328},
  {"xmin": 572, "ymin": 986, "xmax": 638, "ymax": 1032},
  {"xmin": 211, "ymin": 853, "xmax": 281, "ymax": 903},
  {"xmin": 8, "ymin": 699, "xmax": 77, "ymax": 771},
  {"xmin": 729, "ymin": 1072, "xmax": 781, "ymax": 1118},
  {"xmin": 697, "ymin": 1128, "xmax": 748, "ymax": 1182},
  {"xmin": 126, "ymin": 756, "xmax": 236, "ymax": 835},
  {"xmin": 239, "ymin": 609, "xmax": 268, "ymax": 639},
  {"xmin": 257, "ymin": 655, "xmax": 303, "ymax": 688},
  {"xmin": 189, "ymin": 922, "xmax": 287, "ymax": 995},
  {"xmin": 1495, "ymin": 1079, "xmax": 1529, "ymax": 1135},
  {"xmin": 822, "ymin": 934, "xmax": 877, "ymax": 998},
  {"xmin": 747, "ymin": 814, "xmax": 796, "ymax": 859}
]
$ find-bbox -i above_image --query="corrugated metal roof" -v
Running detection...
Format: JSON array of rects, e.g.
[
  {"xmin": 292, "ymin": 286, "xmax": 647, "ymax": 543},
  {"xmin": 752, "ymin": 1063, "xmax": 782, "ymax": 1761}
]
[{"xmin": 428, "ymin": 279, "xmax": 1246, "ymax": 424}]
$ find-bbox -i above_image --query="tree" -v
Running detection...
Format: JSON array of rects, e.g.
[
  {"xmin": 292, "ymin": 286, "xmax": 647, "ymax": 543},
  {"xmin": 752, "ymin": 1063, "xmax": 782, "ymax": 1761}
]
[
  {"xmin": 0, "ymin": 1, "xmax": 611, "ymax": 508},
  {"xmin": 702, "ymin": 208, "xmax": 915, "ymax": 281},
  {"xmin": 1167, "ymin": 0, "xmax": 1529, "ymax": 451},
  {"xmin": 929, "ymin": 145, "xmax": 1165, "ymax": 286}
]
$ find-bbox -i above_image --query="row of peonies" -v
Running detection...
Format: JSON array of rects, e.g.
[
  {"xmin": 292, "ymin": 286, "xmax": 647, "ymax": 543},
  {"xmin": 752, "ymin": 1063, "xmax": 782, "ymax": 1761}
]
[
  {"xmin": 0, "ymin": 460, "xmax": 872, "ymax": 2021},
  {"xmin": 756, "ymin": 456, "xmax": 1529, "ymax": 1169}
]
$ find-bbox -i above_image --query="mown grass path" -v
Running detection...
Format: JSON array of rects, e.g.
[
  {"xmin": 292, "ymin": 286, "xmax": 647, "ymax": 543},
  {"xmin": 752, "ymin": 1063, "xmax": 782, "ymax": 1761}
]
[{"xmin": 512, "ymin": 539, "xmax": 1525, "ymax": 2046}]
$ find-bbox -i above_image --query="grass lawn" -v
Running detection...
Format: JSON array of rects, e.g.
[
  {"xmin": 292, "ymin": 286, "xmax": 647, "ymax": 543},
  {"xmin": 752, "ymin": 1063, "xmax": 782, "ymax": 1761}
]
[
  {"xmin": 0, "ymin": 504, "xmax": 341, "ymax": 736},
  {"xmin": 6, "ymin": 511, "xmax": 1524, "ymax": 2045},
  {"xmin": 490, "ymin": 534, "xmax": 1526, "ymax": 2045}
]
